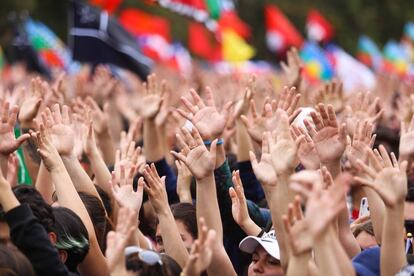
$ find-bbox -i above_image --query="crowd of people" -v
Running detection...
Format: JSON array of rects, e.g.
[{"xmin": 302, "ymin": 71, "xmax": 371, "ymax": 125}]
[{"xmin": 0, "ymin": 47, "xmax": 414, "ymax": 276}]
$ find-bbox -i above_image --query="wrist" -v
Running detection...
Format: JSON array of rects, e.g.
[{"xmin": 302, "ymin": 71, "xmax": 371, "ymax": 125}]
[{"xmin": 195, "ymin": 172, "xmax": 215, "ymax": 183}]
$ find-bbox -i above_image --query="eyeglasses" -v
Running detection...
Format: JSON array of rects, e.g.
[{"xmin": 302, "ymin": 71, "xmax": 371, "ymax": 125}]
[{"xmin": 125, "ymin": 246, "xmax": 163, "ymax": 266}]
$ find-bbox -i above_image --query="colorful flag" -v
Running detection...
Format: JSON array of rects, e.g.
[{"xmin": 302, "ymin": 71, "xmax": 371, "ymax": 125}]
[
  {"xmin": 218, "ymin": 10, "xmax": 251, "ymax": 39},
  {"xmin": 357, "ymin": 35, "xmax": 383, "ymax": 71},
  {"xmin": 300, "ymin": 41, "xmax": 334, "ymax": 83},
  {"xmin": 306, "ymin": 9, "xmax": 334, "ymax": 43},
  {"xmin": 188, "ymin": 22, "xmax": 221, "ymax": 61},
  {"xmin": 90, "ymin": 0, "xmax": 122, "ymax": 14},
  {"xmin": 327, "ymin": 44, "xmax": 376, "ymax": 92},
  {"xmin": 264, "ymin": 4, "xmax": 304, "ymax": 54},
  {"xmin": 403, "ymin": 22, "xmax": 414, "ymax": 42},
  {"xmin": 222, "ymin": 29, "xmax": 255, "ymax": 62},
  {"xmin": 383, "ymin": 40, "xmax": 410, "ymax": 77},
  {"xmin": 24, "ymin": 18, "xmax": 72, "ymax": 70}
]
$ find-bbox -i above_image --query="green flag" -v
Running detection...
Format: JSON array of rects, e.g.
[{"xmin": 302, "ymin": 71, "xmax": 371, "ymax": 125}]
[{"xmin": 14, "ymin": 127, "xmax": 32, "ymax": 185}]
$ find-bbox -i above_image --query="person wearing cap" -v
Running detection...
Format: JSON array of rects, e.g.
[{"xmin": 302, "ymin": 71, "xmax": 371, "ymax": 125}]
[{"xmin": 239, "ymin": 230, "xmax": 284, "ymax": 276}]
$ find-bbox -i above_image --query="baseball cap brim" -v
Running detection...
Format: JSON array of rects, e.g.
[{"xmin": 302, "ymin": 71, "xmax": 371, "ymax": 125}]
[{"xmin": 239, "ymin": 236, "xmax": 280, "ymax": 260}]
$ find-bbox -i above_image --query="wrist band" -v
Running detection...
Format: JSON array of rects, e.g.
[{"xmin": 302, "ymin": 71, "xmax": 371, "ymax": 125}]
[{"xmin": 204, "ymin": 138, "xmax": 224, "ymax": 146}]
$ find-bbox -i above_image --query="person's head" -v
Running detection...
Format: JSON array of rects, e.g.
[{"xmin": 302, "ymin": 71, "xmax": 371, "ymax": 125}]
[
  {"xmin": 95, "ymin": 185, "xmax": 113, "ymax": 217},
  {"xmin": 125, "ymin": 247, "xmax": 181, "ymax": 276},
  {"xmin": 352, "ymin": 221, "xmax": 377, "ymax": 250},
  {"xmin": 79, "ymin": 191, "xmax": 110, "ymax": 252},
  {"xmin": 0, "ymin": 244, "xmax": 35, "ymax": 276},
  {"xmin": 12, "ymin": 185, "xmax": 55, "ymax": 233},
  {"xmin": 52, "ymin": 207, "xmax": 90, "ymax": 272},
  {"xmin": 155, "ymin": 203, "xmax": 197, "ymax": 253},
  {"xmin": 239, "ymin": 230, "xmax": 284, "ymax": 276}
]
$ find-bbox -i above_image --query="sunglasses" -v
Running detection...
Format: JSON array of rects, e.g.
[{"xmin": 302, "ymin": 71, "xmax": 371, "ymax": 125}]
[{"xmin": 125, "ymin": 246, "xmax": 163, "ymax": 266}]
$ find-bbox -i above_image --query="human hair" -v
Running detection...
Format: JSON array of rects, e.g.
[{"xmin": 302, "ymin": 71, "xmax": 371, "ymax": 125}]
[
  {"xmin": 94, "ymin": 184, "xmax": 113, "ymax": 217},
  {"xmin": 126, "ymin": 252, "xmax": 181, "ymax": 276},
  {"xmin": 352, "ymin": 220, "xmax": 375, "ymax": 238},
  {"xmin": 78, "ymin": 192, "xmax": 109, "ymax": 252},
  {"xmin": 0, "ymin": 244, "xmax": 35, "ymax": 276},
  {"xmin": 52, "ymin": 207, "xmax": 90, "ymax": 272},
  {"xmin": 170, "ymin": 203, "xmax": 198, "ymax": 239},
  {"xmin": 12, "ymin": 185, "xmax": 55, "ymax": 233},
  {"xmin": 406, "ymin": 180, "xmax": 414, "ymax": 202}
]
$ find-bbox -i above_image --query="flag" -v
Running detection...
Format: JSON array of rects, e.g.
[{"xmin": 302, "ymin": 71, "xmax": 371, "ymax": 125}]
[
  {"xmin": 218, "ymin": 10, "xmax": 251, "ymax": 39},
  {"xmin": 188, "ymin": 22, "xmax": 221, "ymax": 61},
  {"xmin": 383, "ymin": 40, "xmax": 410, "ymax": 77},
  {"xmin": 306, "ymin": 9, "xmax": 334, "ymax": 43},
  {"xmin": 24, "ymin": 18, "xmax": 72, "ymax": 70},
  {"xmin": 264, "ymin": 4, "xmax": 304, "ymax": 54},
  {"xmin": 327, "ymin": 44, "xmax": 376, "ymax": 92},
  {"xmin": 300, "ymin": 41, "xmax": 334, "ymax": 83},
  {"xmin": 357, "ymin": 35, "xmax": 383, "ymax": 71},
  {"xmin": 167, "ymin": 43, "xmax": 192, "ymax": 76},
  {"xmin": 69, "ymin": 0, "xmax": 152, "ymax": 80},
  {"xmin": 403, "ymin": 22, "xmax": 414, "ymax": 42},
  {"xmin": 90, "ymin": 0, "xmax": 122, "ymax": 14},
  {"xmin": 222, "ymin": 29, "xmax": 255, "ymax": 62}
]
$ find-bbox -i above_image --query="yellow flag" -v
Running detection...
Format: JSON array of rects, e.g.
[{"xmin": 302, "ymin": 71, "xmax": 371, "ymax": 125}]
[{"xmin": 222, "ymin": 29, "xmax": 255, "ymax": 62}]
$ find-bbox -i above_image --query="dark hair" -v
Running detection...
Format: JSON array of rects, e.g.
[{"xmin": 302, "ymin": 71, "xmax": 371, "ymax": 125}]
[
  {"xmin": 52, "ymin": 207, "xmax": 90, "ymax": 272},
  {"xmin": 406, "ymin": 180, "xmax": 414, "ymax": 202},
  {"xmin": 12, "ymin": 185, "xmax": 55, "ymax": 233},
  {"xmin": 78, "ymin": 192, "xmax": 110, "ymax": 253},
  {"xmin": 0, "ymin": 244, "xmax": 35, "ymax": 276},
  {"xmin": 126, "ymin": 252, "xmax": 181, "ymax": 276},
  {"xmin": 170, "ymin": 203, "xmax": 197, "ymax": 239}
]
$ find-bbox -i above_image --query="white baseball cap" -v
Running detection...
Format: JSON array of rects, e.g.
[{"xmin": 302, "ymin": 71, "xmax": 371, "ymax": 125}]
[{"xmin": 239, "ymin": 230, "xmax": 280, "ymax": 260}]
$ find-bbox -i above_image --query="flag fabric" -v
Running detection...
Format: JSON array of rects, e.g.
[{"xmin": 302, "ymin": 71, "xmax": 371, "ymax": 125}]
[
  {"xmin": 306, "ymin": 9, "xmax": 334, "ymax": 43},
  {"xmin": 300, "ymin": 41, "xmax": 334, "ymax": 83},
  {"xmin": 357, "ymin": 35, "xmax": 383, "ymax": 71},
  {"xmin": 24, "ymin": 18, "xmax": 72, "ymax": 70},
  {"xmin": 222, "ymin": 29, "xmax": 255, "ymax": 62},
  {"xmin": 383, "ymin": 40, "xmax": 410, "ymax": 77},
  {"xmin": 264, "ymin": 4, "xmax": 304, "ymax": 54},
  {"xmin": 188, "ymin": 22, "xmax": 221, "ymax": 61},
  {"xmin": 403, "ymin": 22, "xmax": 414, "ymax": 42},
  {"xmin": 327, "ymin": 44, "xmax": 376, "ymax": 92},
  {"xmin": 90, "ymin": 0, "xmax": 122, "ymax": 14},
  {"xmin": 69, "ymin": 0, "xmax": 152, "ymax": 80},
  {"xmin": 218, "ymin": 10, "xmax": 251, "ymax": 39}
]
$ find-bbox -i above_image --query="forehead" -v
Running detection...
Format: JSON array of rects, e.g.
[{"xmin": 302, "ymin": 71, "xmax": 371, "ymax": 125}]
[{"xmin": 253, "ymin": 245, "xmax": 280, "ymax": 263}]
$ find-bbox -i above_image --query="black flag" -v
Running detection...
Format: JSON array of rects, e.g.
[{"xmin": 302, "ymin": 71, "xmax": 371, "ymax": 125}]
[{"xmin": 68, "ymin": 0, "xmax": 152, "ymax": 80}]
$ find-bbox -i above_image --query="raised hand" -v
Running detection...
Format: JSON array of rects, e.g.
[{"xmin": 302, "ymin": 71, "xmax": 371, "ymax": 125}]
[
  {"xmin": 138, "ymin": 74, "xmax": 165, "ymax": 119},
  {"xmin": 290, "ymin": 124, "xmax": 320, "ymax": 169},
  {"xmin": 280, "ymin": 47, "xmax": 302, "ymax": 88},
  {"xmin": 38, "ymin": 104, "xmax": 75, "ymax": 157},
  {"xmin": 177, "ymin": 87, "xmax": 231, "ymax": 140},
  {"xmin": 313, "ymin": 80, "xmax": 344, "ymax": 113},
  {"xmin": 18, "ymin": 78, "xmax": 43, "ymax": 126},
  {"xmin": 105, "ymin": 207, "xmax": 136, "ymax": 273},
  {"xmin": 110, "ymin": 164, "xmax": 143, "ymax": 213},
  {"xmin": 399, "ymin": 115, "xmax": 414, "ymax": 159},
  {"xmin": 229, "ymin": 170, "xmax": 250, "ymax": 227},
  {"xmin": 176, "ymin": 160, "xmax": 193, "ymax": 203},
  {"xmin": 171, "ymin": 127, "xmax": 217, "ymax": 180},
  {"xmin": 6, "ymin": 153, "xmax": 18, "ymax": 187},
  {"xmin": 355, "ymin": 145, "xmax": 408, "ymax": 208},
  {"xmin": 267, "ymin": 109, "xmax": 298, "ymax": 174},
  {"xmin": 142, "ymin": 164, "xmax": 169, "ymax": 214},
  {"xmin": 305, "ymin": 103, "xmax": 346, "ymax": 164},
  {"xmin": 346, "ymin": 120, "xmax": 376, "ymax": 169},
  {"xmin": 343, "ymin": 91, "xmax": 383, "ymax": 135},
  {"xmin": 182, "ymin": 217, "xmax": 216, "ymax": 276},
  {"xmin": 249, "ymin": 135, "xmax": 277, "ymax": 187},
  {"xmin": 0, "ymin": 101, "xmax": 30, "ymax": 156},
  {"xmin": 229, "ymin": 75, "xmax": 255, "ymax": 125},
  {"xmin": 289, "ymin": 169, "xmax": 323, "ymax": 202}
]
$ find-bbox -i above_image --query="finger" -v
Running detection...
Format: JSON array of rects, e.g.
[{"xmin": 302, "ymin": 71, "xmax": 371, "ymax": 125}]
[
  {"xmin": 205, "ymin": 87, "xmax": 216, "ymax": 107},
  {"xmin": 190, "ymin": 88, "xmax": 206, "ymax": 108},
  {"xmin": 310, "ymin": 111, "xmax": 324, "ymax": 131},
  {"xmin": 379, "ymin": 145, "xmax": 393, "ymax": 168},
  {"xmin": 181, "ymin": 97, "xmax": 197, "ymax": 114},
  {"xmin": 249, "ymin": 99, "xmax": 258, "ymax": 119},
  {"xmin": 51, "ymin": 104, "xmax": 62, "ymax": 124},
  {"xmin": 303, "ymin": 119, "xmax": 317, "ymax": 137}
]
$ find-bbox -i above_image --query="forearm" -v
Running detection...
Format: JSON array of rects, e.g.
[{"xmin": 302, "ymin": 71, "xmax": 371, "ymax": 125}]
[
  {"xmin": 314, "ymin": 226, "xmax": 344, "ymax": 276},
  {"xmin": 35, "ymin": 162, "xmax": 55, "ymax": 205},
  {"xmin": 381, "ymin": 205, "xmax": 407, "ymax": 276},
  {"xmin": 236, "ymin": 120, "xmax": 252, "ymax": 162},
  {"xmin": 144, "ymin": 119, "xmax": 164, "ymax": 162},
  {"xmin": 338, "ymin": 205, "xmax": 361, "ymax": 258},
  {"xmin": 61, "ymin": 155, "xmax": 102, "ymax": 204},
  {"xmin": 158, "ymin": 209, "xmax": 189, "ymax": 268},
  {"xmin": 22, "ymin": 136, "xmax": 41, "ymax": 181},
  {"xmin": 239, "ymin": 218, "xmax": 262, "ymax": 236},
  {"xmin": 0, "ymin": 186, "xmax": 20, "ymax": 212},
  {"xmin": 363, "ymin": 186, "xmax": 385, "ymax": 243},
  {"xmin": 96, "ymin": 130, "xmax": 116, "ymax": 165},
  {"xmin": 286, "ymin": 253, "xmax": 311, "ymax": 276},
  {"xmin": 87, "ymin": 149, "xmax": 112, "ymax": 195},
  {"xmin": 196, "ymin": 174, "xmax": 223, "ymax": 240},
  {"xmin": 0, "ymin": 155, "xmax": 7, "ymax": 177}
]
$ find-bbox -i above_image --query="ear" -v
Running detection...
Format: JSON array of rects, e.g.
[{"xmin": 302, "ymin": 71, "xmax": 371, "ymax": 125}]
[
  {"xmin": 58, "ymin": 249, "xmax": 68, "ymax": 264},
  {"xmin": 48, "ymin": 232, "xmax": 57, "ymax": 246}
]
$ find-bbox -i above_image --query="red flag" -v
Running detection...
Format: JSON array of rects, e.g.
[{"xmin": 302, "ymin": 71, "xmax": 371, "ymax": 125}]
[
  {"xmin": 306, "ymin": 9, "xmax": 334, "ymax": 43},
  {"xmin": 264, "ymin": 5, "xmax": 303, "ymax": 54},
  {"xmin": 188, "ymin": 22, "xmax": 221, "ymax": 61},
  {"xmin": 119, "ymin": 9, "xmax": 170, "ymax": 41},
  {"xmin": 90, "ymin": 0, "xmax": 121, "ymax": 14},
  {"xmin": 218, "ymin": 10, "xmax": 251, "ymax": 39}
]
